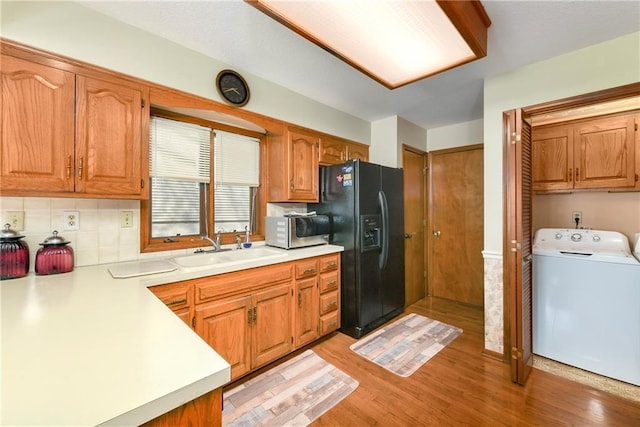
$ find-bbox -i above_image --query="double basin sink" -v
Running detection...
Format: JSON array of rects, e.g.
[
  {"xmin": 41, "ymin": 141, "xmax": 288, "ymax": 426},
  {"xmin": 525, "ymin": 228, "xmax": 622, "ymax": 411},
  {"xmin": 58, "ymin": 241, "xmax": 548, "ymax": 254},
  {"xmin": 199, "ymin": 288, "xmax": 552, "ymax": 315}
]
[{"xmin": 170, "ymin": 246, "xmax": 288, "ymax": 270}]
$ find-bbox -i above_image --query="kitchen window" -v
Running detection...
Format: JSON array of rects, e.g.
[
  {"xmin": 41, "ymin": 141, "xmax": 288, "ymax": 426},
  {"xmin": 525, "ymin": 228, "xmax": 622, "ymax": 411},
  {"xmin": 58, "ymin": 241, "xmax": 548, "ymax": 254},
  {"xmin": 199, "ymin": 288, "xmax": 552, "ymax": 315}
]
[{"xmin": 141, "ymin": 110, "xmax": 263, "ymax": 252}]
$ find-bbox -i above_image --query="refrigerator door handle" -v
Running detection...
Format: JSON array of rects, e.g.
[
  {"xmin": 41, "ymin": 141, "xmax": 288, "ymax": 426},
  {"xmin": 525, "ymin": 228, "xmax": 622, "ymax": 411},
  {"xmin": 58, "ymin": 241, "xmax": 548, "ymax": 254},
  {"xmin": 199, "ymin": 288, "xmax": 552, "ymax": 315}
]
[{"xmin": 378, "ymin": 190, "xmax": 389, "ymax": 270}]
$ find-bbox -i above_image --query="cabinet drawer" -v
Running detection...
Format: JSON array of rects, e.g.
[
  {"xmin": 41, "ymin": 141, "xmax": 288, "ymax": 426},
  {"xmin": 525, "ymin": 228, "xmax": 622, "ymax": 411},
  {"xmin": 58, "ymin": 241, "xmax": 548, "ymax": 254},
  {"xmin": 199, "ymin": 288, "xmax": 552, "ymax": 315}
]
[
  {"xmin": 196, "ymin": 263, "xmax": 293, "ymax": 303},
  {"xmin": 320, "ymin": 311, "xmax": 339, "ymax": 335},
  {"xmin": 295, "ymin": 259, "xmax": 318, "ymax": 278},
  {"xmin": 319, "ymin": 290, "xmax": 339, "ymax": 315},
  {"xmin": 149, "ymin": 282, "xmax": 193, "ymax": 311},
  {"xmin": 319, "ymin": 254, "xmax": 339, "ymax": 272},
  {"xmin": 319, "ymin": 271, "xmax": 339, "ymax": 293}
]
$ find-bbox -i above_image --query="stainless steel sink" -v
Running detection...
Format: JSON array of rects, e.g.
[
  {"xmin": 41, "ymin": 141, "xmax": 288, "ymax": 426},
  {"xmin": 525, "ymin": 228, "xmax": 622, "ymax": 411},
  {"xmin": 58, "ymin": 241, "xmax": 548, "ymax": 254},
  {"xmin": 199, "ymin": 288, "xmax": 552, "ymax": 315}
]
[{"xmin": 170, "ymin": 246, "xmax": 287, "ymax": 270}]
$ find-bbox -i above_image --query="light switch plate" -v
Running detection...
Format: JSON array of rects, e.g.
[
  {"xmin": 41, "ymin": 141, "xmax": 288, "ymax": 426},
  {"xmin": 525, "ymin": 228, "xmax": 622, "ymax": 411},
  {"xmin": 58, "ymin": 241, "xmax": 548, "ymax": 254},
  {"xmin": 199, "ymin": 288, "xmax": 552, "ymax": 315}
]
[
  {"xmin": 120, "ymin": 211, "xmax": 134, "ymax": 228},
  {"xmin": 63, "ymin": 211, "xmax": 80, "ymax": 231}
]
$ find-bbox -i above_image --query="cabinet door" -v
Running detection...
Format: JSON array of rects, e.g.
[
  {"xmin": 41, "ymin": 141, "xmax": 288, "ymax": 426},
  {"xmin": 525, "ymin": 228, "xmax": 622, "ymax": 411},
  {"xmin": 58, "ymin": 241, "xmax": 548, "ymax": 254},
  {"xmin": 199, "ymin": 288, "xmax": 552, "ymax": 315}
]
[
  {"xmin": 196, "ymin": 294, "xmax": 252, "ymax": 380},
  {"xmin": 252, "ymin": 283, "xmax": 293, "ymax": 368},
  {"xmin": 288, "ymin": 129, "xmax": 319, "ymax": 201},
  {"xmin": 319, "ymin": 137, "xmax": 346, "ymax": 165},
  {"xmin": 75, "ymin": 75, "xmax": 142, "ymax": 195},
  {"xmin": 531, "ymin": 124, "xmax": 573, "ymax": 192},
  {"xmin": 346, "ymin": 142, "xmax": 369, "ymax": 162},
  {"xmin": 1, "ymin": 55, "xmax": 75, "ymax": 193},
  {"xmin": 573, "ymin": 114, "xmax": 636, "ymax": 189},
  {"xmin": 294, "ymin": 276, "xmax": 319, "ymax": 347}
]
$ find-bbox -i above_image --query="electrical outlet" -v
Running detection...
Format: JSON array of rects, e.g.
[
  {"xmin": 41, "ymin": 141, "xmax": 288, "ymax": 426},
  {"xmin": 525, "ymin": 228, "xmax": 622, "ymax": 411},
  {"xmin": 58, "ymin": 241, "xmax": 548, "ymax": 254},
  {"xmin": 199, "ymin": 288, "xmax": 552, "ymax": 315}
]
[
  {"xmin": 120, "ymin": 211, "xmax": 134, "ymax": 228},
  {"xmin": 6, "ymin": 211, "xmax": 25, "ymax": 231},
  {"xmin": 63, "ymin": 211, "xmax": 80, "ymax": 231},
  {"xmin": 572, "ymin": 211, "xmax": 582, "ymax": 224}
]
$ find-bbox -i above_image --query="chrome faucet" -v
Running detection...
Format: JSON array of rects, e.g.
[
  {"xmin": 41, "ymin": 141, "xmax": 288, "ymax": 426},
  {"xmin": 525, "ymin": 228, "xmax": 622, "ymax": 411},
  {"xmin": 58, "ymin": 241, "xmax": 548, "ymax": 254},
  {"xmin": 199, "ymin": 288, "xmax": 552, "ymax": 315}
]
[{"xmin": 201, "ymin": 232, "xmax": 220, "ymax": 251}]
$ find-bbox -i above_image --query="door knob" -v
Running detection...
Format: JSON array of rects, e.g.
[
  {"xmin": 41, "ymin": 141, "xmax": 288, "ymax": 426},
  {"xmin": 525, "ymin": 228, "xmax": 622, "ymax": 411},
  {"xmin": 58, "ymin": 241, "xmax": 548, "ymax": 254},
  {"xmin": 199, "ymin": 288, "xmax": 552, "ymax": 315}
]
[
  {"xmin": 404, "ymin": 233, "xmax": 412, "ymax": 239},
  {"xmin": 432, "ymin": 230, "xmax": 441, "ymax": 237}
]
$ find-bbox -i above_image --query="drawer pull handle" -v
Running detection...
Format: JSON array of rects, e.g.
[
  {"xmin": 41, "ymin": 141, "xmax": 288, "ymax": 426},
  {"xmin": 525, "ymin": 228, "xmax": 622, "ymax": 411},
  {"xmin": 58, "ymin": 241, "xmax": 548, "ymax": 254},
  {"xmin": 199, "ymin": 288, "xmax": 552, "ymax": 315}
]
[
  {"xmin": 253, "ymin": 306, "xmax": 257, "ymax": 324},
  {"xmin": 165, "ymin": 298, "xmax": 187, "ymax": 306},
  {"xmin": 327, "ymin": 280, "xmax": 337, "ymax": 286},
  {"xmin": 326, "ymin": 262, "xmax": 337, "ymax": 268},
  {"xmin": 327, "ymin": 300, "xmax": 337, "ymax": 307},
  {"xmin": 248, "ymin": 308, "xmax": 252, "ymax": 325},
  {"xmin": 328, "ymin": 321, "xmax": 337, "ymax": 328},
  {"xmin": 303, "ymin": 267, "xmax": 316, "ymax": 274}
]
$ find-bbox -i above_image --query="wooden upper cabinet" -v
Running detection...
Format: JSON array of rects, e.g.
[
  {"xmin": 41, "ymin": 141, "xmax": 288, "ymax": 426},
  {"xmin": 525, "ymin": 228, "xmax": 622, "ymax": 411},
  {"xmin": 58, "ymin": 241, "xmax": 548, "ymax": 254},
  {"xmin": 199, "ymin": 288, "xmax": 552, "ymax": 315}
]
[
  {"xmin": 319, "ymin": 136, "xmax": 369, "ymax": 165},
  {"xmin": 319, "ymin": 137, "xmax": 346, "ymax": 165},
  {"xmin": 346, "ymin": 141, "xmax": 369, "ymax": 162},
  {"xmin": 75, "ymin": 76, "xmax": 143, "ymax": 195},
  {"xmin": 532, "ymin": 124, "xmax": 574, "ymax": 191},
  {"xmin": 573, "ymin": 114, "xmax": 636, "ymax": 189},
  {"xmin": 267, "ymin": 126, "xmax": 319, "ymax": 202},
  {"xmin": 1, "ymin": 55, "xmax": 75, "ymax": 193},
  {"xmin": 0, "ymin": 52, "xmax": 145, "ymax": 198},
  {"xmin": 532, "ymin": 112, "xmax": 638, "ymax": 193},
  {"xmin": 289, "ymin": 129, "xmax": 319, "ymax": 201}
]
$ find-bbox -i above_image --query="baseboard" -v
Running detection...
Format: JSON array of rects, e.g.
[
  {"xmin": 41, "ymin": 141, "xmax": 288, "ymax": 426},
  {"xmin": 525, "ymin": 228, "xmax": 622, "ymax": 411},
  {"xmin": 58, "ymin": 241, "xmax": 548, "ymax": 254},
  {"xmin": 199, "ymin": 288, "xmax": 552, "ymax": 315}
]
[{"xmin": 482, "ymin": 348, "xmax": 505, "ymax": 362}]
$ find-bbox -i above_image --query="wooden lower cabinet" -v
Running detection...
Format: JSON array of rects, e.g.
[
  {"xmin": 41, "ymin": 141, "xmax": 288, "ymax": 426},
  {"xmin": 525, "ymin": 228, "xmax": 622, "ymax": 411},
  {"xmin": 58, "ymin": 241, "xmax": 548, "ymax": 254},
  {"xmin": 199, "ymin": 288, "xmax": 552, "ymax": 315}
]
[
  {"xmin": 150, "ymin": 253, "xmax": 341, "ymax": 383},
  {"xmin": 148, "ymin": 281, "xmax": 194, "ymax": 328},
  {"xmin": 196, "ymin": 294, "xmax": 252, "ymax": 379},
  {"xmin": 294, "ymin": 259, "xmax": 319, "ymax": 347},
  {"xmin": 140, "ymin": 388, "xmax": 222, "ymax": 427},
  {"xmin": 195, "ymin": 282, "xmax": 293, "ymax": 381},
  {"xmin": 318, "ymin": 254, "xmax": 341, "ymax": 335}
]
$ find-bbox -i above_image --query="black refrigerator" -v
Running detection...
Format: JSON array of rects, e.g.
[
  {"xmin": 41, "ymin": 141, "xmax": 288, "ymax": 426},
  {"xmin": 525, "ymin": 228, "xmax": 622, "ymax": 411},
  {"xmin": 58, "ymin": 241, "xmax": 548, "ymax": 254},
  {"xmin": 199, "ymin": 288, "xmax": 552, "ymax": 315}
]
[{"xmin": 310, "ymin": 160, "xmax": 405, "ymax": 338}]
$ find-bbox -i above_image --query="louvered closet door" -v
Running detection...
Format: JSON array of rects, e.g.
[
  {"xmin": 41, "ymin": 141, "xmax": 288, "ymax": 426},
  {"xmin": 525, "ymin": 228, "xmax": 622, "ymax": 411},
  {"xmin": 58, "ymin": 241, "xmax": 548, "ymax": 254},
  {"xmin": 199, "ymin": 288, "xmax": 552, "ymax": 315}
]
[{"xmin": 506, "ymin": 109, "xmax": 533, "ymax": 385}]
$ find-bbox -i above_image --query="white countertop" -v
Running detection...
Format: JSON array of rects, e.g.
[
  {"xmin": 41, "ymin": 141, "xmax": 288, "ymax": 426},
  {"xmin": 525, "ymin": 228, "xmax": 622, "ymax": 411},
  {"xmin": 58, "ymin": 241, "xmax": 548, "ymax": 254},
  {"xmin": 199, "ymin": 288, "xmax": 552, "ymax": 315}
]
[{"xmin": 1, "ymin": 243, "xmax": 343, "ymax": 426}]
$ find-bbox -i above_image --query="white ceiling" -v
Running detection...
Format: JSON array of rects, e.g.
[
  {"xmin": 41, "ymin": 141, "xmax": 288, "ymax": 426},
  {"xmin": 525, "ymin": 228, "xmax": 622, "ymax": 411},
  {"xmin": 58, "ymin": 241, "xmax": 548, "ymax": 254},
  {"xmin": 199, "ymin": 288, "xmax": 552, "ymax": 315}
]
[{"xmin": 78, "ymin": 0, "xmax": 640, "ymax": 130}]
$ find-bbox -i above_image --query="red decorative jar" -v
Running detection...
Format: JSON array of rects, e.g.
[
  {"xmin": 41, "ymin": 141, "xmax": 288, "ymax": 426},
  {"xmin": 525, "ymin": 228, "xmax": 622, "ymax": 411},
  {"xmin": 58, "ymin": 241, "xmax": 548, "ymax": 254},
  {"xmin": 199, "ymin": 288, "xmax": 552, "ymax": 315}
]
[
  {"xmin": 35, "ymin": 231, "xmax": 74, "ymax": 275},
  {"xmin": 0, "ymin": 223, "xmax": 30, "ymax": 280}
]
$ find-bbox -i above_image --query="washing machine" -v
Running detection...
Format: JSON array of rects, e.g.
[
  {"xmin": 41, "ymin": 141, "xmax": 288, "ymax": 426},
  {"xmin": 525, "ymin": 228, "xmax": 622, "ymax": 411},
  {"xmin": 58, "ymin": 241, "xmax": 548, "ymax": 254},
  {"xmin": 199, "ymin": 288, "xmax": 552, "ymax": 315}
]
[{"xmin": 532, "ymin": 228, "xmax": 640, "ymax": 386}]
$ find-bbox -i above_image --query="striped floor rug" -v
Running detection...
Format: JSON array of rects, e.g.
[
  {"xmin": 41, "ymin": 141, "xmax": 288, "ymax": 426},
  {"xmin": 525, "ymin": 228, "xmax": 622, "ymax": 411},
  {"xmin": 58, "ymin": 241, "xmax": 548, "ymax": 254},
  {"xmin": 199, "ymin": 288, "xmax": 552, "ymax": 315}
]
[
  {"xmin": 222, "ymin": 350, "xmax": 358, "ymax": 426},
  {"xmin": 350, "ymin": 313, "xmax": 463, "ymax": 377}
]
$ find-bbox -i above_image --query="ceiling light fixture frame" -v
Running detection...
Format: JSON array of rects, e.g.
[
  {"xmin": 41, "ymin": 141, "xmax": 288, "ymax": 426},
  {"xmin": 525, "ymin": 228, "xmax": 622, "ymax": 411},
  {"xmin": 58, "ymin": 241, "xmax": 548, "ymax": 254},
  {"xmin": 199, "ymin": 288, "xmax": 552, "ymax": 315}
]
[{"xmin": 246, "ymin": 0, "xmax": 491, "ymax": 89}]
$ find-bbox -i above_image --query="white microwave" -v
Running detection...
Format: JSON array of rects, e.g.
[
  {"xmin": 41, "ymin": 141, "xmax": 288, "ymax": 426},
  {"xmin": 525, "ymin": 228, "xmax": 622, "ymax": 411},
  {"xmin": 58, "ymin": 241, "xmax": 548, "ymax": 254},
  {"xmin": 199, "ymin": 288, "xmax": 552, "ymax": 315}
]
[{"xmin": 265, "ymin": 215, "xmax": 330, "ymax": 249}]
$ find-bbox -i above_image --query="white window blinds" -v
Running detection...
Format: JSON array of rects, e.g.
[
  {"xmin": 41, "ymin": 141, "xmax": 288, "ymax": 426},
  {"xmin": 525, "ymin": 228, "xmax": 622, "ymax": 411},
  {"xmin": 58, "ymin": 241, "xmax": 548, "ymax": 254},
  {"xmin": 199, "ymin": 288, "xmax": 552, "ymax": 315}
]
[
  {"xmin": 214, "ymin": 130, "xmax": 260, "ymax": 187},
  {"xmin": 150, "ymin": 116, "xmax": 211, "ymax": 183}
]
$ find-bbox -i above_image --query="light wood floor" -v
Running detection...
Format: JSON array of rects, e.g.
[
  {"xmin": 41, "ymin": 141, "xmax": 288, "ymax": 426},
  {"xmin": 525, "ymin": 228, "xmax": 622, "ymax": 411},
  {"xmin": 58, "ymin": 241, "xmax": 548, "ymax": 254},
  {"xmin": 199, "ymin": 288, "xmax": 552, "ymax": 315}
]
[{"xmin": 303, "ymin": 297, "xmax": 640, "ymax": 426}]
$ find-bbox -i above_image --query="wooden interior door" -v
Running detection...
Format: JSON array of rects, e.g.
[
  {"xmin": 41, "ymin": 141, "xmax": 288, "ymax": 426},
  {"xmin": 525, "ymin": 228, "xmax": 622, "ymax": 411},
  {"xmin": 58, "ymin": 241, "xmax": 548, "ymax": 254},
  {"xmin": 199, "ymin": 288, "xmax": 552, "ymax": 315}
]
[
  {"xmin": 505, "ymin": 109, "xmax": 533, "ymax": 385},
  {"xmin": 402, "ymin": 146, "xmax": 427, "ymax": 306},
  {"xmin": 428, "ymin": 145, "xmax": 484, "ymax": 306}
]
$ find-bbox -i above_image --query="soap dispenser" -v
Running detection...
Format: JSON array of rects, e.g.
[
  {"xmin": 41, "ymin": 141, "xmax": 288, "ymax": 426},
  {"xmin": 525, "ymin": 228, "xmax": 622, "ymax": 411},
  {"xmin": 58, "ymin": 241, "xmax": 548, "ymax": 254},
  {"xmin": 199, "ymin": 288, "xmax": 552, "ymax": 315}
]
[{"xmin": 243, "ymin": 225, "xmax": 252, "ymax": 248}]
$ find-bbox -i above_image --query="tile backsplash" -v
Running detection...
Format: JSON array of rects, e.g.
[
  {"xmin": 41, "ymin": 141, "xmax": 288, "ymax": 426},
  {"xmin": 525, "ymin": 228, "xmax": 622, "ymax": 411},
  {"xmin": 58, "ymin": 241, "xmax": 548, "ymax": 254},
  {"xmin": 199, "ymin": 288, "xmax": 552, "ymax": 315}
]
[
  {"xmin": 1, "ymin": 197, "xmax": 145, "ymax": 272},
  {"xmin": 1, "ymin": 197, "xmax": 306, "ymax": 272}
]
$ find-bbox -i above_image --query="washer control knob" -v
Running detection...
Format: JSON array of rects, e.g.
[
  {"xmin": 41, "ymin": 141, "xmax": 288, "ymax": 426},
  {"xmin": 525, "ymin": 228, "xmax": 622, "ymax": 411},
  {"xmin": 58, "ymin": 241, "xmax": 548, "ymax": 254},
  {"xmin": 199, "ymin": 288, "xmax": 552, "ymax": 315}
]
[
  {"xmin": 555, "ymin": 233, "xmax": 562, "ymax": 240},
  {"xmin": 571, "ymin": 233, "xmax": 582, "ymax": 242},
  {"xmin": 592, "ymin": 234, "xmax": 601, "ymax": 242}
]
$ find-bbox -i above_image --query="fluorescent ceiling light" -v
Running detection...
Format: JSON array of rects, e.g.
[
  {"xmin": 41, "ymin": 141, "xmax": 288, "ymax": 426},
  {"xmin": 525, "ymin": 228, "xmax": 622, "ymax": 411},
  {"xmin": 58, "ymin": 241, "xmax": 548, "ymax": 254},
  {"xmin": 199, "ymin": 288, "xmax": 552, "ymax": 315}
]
[{"xmin": 247, "ymin": 0, "xmax": 491, "ymax": 89}]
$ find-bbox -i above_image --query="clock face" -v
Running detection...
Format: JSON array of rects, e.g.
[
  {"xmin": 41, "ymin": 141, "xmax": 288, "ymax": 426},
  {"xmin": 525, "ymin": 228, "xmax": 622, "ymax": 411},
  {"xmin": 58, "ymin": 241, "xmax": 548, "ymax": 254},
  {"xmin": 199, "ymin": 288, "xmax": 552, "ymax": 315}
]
[{"xmin": 216, "ymin": 70, "xmax": 250, "ymax": 107}]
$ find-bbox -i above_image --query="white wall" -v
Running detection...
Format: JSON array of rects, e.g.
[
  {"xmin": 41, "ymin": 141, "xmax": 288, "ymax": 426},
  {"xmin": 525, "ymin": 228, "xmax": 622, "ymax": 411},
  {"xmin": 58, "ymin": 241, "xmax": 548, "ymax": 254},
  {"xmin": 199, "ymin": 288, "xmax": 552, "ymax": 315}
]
[
  {"xmin": 370, "ymin": 116, "xmax": 427, "ymax": 168},
  {"xmin": 0, "ymin": 0, "xmax": 370, "ymax": 145},
  {"xmin": 533, "ymin": 192, "xmax": 640, "ymax": 244},
  {"xmin": 483, "ymin": 31, "xmax": 640, "ymax": 253},
  {"xmin": 427, "ymin": 119, "xmax": 483, "ymax": 151},
  {"xmin": 370, "ymin": 116, "xmax": 399, "ymax": 167}
]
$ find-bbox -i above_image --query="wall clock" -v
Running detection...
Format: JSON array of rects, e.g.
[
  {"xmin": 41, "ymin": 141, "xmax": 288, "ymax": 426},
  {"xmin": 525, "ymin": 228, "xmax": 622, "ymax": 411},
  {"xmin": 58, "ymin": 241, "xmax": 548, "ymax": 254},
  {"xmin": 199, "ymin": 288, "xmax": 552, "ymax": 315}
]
[{"xmin": 216, "ymin": 69, "xmax": 250, "ymax": 107}]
